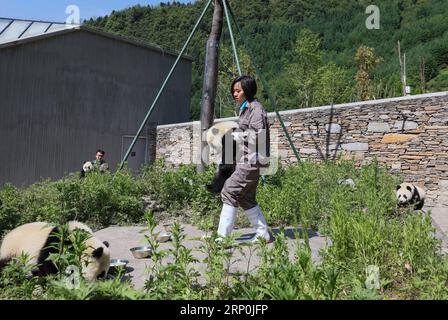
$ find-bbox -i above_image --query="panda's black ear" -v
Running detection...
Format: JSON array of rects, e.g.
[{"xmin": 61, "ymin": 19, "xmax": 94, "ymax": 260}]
[
  {"xmin": 406, "ymin": 186, "xmax": 412, "ymax": 192},
  {"xmin": 103, "ymin": 241, "xmax": 109, "ymax": 248},
  {"xmin": 396, "ymin": 185, "xmax": 401, "ymax": 190},
  {"xmin": 212, "ymin": 128, "xmax": 219, "ymax": 135},
  {"xmin": 83, "ymin": 161, "xmax": 87, "ymax": 164},
  {"xmin": 92, "ymin": 247, "xmax": 104, "ymax": 258}
]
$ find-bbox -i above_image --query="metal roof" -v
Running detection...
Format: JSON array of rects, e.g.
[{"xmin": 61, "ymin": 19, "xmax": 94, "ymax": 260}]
[
  {"xmin": 0, "ymin": 17, "xmax": 193, "ymax": 61},
  {"xmin": 0, "ymin": 17, "xmax": 79, "ymax": 45}
]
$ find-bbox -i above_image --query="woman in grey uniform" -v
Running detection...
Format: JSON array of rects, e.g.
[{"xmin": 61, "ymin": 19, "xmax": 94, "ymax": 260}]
[{"xmin": 217, "ymin": 75, "xmax": 272, "ymax": 242}]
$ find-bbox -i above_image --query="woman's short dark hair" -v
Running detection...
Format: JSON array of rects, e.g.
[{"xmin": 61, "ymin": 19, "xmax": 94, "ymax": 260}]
[{"xmin": 231, "ymin": 75, "xmax": 257, "ymax": 102}]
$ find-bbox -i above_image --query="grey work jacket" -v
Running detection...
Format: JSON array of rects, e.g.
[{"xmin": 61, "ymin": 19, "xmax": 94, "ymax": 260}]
[{"xmin": 237, "ymin": 99, "xmax": 270, "ymax": 166}]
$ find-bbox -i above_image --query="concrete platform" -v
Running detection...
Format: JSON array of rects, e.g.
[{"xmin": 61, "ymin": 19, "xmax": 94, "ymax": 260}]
[
  {"xmin": 93, "ymin": 205, "xmax": 448, "ymax": 290},
  {"xmin": 428, "ymin": 206, "xmax": 448, "ymax": 254},
  {"xmin": 94, "ymin": 223, "xmax": 328, "ymax": 290}
]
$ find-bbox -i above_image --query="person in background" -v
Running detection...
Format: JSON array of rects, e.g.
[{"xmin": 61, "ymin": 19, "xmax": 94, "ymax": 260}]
[{"xmin": 93, "ymin": 149, "xmax": 109, "ymax": 172}]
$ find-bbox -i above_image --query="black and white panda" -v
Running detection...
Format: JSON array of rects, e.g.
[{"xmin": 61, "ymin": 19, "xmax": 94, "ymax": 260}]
[
  {"xmin": 396, "ymin": 182, "xmax": 426, "ymax": 210},
  {"xmin": 0, "ymin": 220, "xmax": 110, "ymax": 282},
  {"xmin": 80, "ymin": 161, "xmax": 109, "ymax": 178},
  {"xmin": 205, "ymin": 121, "xmax": 239, "ymax": 193},
  {"xmin": 80, "ymin": 161, "xmax": 94, "ymax": 178}
]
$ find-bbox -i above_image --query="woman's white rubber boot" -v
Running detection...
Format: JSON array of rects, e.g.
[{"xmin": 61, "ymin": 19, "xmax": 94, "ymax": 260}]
[
  {"xmin": 217, "ymin": 204, "xmax": 238, "ymax": 238},
  {"xmin": 245, "ymin": 205, "xmax": 271, "ymax": 242}
]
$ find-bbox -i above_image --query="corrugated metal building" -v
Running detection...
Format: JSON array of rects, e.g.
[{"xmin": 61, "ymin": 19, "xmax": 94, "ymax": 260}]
[{"xmin": 0, "ymin": 18, "xmax": 192, "ymax": 186}]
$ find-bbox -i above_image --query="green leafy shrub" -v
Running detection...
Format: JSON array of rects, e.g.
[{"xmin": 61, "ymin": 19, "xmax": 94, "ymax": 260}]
[
  {"xmin": 143, "ymin": 211, "xmax": 200, "ymax": 299},
  {"xmin": 0, "ymin": 183, "xmax": 24, "ymax": 236},
  {"xmin": 140, "ymin": 160, "xmax": 221, "ymax": 228},
  {"xmin": 0, "ymin": 167, "xmax": 146, "ymax": 235},
  {"xmin": 0, "ymin": 254, "xmax": 41, "ymax": 299}
]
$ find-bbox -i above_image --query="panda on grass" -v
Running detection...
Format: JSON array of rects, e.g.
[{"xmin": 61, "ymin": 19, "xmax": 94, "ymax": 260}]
[
  {"xmin": 205, "ymin": 121, "xmax": 240, "ymax": 193},
  {"xmin": 0, "ymin": 221, "xmax": 110, "ymax": 282},
  {"xmin": 396, "ymin": 182, "xmax": 426, "ymax": 210}
]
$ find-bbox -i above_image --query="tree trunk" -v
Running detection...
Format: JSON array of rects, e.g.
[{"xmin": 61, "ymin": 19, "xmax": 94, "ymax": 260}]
[
  {"xmin": 419, "ymin": 56, "xmax": 426, "ymax": 94},
  {"xmin": 397, "ymin": 41, "xmax": 406, "ymax": 96},
  {"xmin": 197, "ymin": 0, "xmax": 224, "ymax": 173}
]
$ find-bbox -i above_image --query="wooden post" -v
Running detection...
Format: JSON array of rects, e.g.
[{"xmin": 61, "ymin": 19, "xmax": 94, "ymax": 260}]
[
  {"xmin": 397, "ymin": 40, "xmax": 407, "ymax": 96},
  {"xmin": 419, "ymin": 56, "xmax": 426, "ymax": 94},
  {"xmin": 197, "ymin": 0, "xmax": 224, "ymax": 173}
]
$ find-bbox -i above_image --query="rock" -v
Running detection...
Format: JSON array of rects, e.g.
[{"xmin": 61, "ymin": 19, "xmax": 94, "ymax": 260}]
[
  {"xmin": 341, "ymin": 143, "xmax": 369, "ymax": 151},
  {"xmin": 391, "ymin": 163, "xmax": 401, "ymax": 170},
  {"xmin": 368, "ymin": 122, "xmax": 391, "ymax": 132},
  {"xmin": 381, "ymin": 134, "xmax": 418, "ymax": 144},
  {"xmin": 325, "ymin": 123, "xmax": 342, "ymax": 133},
  {"xmin": 338, "ymin": 178, "xmax": 356, "ymax": 188},
  {"xmin": 393, "ymin": 121, "xmax": 418, "ymax": 130},
  {"xmin": 439, "ymin": 180, "xmax": 448, "ymax": 190},
  {"xmin": 300, "ymin": 148, "xmax": 318, "ymax": 154}
]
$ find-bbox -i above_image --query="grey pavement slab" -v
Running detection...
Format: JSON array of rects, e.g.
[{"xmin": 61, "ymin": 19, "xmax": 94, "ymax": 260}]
[
  {"xmin": 429, "ymin": 206, "xmax": 448, "ymax": 231},
  {"xmin": 94, "ymin": 223, "xmax": 328, "ymax": 290},
  {"xmin": 428, "ymin": 206, "xmax": 448, "ymax": 254},
  {"xmin": 93, "ymin": 205, "xmax": 448, "ymax": 290}
]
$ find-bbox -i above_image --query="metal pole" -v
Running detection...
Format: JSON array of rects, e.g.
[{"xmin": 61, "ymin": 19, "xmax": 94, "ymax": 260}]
[
  {"xmin": 117, "ymin": 0, "xmax": 213, "ymax": 172},
  {"xmin": 222, "ymin": 0, "xmax": 241, "ymax": 76},
  {"xmin": 197, "ymin": 0, "xmax": 224, "ymax": 173}
]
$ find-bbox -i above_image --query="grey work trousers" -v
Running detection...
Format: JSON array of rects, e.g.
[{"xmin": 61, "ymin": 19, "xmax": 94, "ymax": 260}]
[{"xmin": 221, "ymin": 163, "xmax": 260, "ymax": 210}]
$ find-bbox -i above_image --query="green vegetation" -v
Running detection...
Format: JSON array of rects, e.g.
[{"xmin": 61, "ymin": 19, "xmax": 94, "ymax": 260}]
[
  {"xmin": 0, "ymin": 222, "xmax": 145, "ymax": 300},
  {"xmin": 84, "ymin": 0, "xmax": 448, "ymax": 119},
  {"xmin": 1, "ymin": 160, "xmax": 447, "ymax": 299},
  {"xmin": 0, "ymin": 168, "xmax": 146, "ymax": 236}
]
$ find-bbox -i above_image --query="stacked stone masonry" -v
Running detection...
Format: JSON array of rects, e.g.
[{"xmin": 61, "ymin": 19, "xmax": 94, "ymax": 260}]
[{"xmin": 156, "ymin": 92, "xmax": 448, "ymax": 207}]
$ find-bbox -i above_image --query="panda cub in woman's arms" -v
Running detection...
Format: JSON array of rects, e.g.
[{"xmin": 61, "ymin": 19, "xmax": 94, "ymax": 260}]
[
  {"xmin": 0, "ymin": 221, "xmax": 110, "ymax": 282},
  {"xmin": 206, "ymin": 121, "xmax": 239, "ymax": 193},
  {"xmin": 396, "ymin": 182, "xmax": 426, "ymax": 210}
]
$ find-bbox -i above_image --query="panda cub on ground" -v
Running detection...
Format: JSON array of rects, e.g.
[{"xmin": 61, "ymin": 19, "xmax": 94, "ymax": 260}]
[
  {"xmin": 396, "ymin": 182, "xmax": 426, "ymax": 210},
  {"xmin": 0, "ymin": 221, "xmax": 110, "ymax": 282},
  {"xmin": 205, "ymin": 121, "xmax": 239, "ymax": 193}
]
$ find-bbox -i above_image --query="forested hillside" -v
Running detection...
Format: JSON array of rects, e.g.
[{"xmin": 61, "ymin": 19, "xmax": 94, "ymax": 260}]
[{"xmin": 85, "ymin": 0, "xmax": 448, "ymax": 120}]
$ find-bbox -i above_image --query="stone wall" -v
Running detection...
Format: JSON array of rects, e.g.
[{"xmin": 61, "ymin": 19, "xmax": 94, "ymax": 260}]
[{"xmin": 155, "ymin": 92, "xmax": 448, "ymax": 207}]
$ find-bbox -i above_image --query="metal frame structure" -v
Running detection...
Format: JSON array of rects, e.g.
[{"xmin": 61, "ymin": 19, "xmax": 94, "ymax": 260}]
[{"xmin": 118, "ymin": 0, "xmax": 300, "ymax": 174}]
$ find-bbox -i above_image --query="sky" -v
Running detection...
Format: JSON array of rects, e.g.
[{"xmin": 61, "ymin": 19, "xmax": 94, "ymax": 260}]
[{"xmin": 0, "ymin": 0, "xmax": 194, "ymax": 23}]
